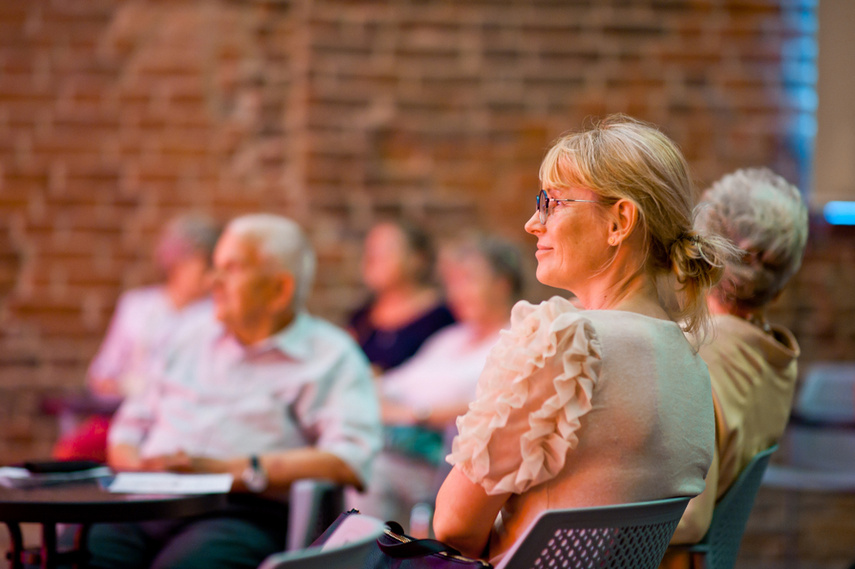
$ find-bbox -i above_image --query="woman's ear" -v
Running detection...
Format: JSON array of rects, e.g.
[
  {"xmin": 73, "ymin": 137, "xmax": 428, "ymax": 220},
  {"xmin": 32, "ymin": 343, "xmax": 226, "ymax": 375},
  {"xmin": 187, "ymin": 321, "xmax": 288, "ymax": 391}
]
[{"xmin": 607, "ymin": 199, "xmax": 639, "ymax": 246}]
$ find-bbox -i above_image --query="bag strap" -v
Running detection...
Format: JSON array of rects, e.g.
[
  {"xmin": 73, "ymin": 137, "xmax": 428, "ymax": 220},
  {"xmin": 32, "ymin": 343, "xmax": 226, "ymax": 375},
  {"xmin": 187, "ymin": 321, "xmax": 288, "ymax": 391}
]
[{"xmin": 378, "ymin": 521, "xmax": 462, "ymax": 559}]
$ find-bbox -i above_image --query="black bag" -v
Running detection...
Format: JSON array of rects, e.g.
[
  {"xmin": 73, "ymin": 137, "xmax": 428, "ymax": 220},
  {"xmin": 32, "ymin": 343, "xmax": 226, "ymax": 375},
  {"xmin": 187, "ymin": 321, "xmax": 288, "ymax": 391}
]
[{"xmin": 313, "ymin": 510, "xmax": 492, "ymax": 569}]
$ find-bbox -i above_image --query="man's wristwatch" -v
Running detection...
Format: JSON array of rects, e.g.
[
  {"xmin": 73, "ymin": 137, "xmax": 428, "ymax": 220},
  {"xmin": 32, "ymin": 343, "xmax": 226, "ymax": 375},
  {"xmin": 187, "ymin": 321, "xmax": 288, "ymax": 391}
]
[{"xmin": 241, "ymin": 455, "xmax": 268, "ymax": 493}]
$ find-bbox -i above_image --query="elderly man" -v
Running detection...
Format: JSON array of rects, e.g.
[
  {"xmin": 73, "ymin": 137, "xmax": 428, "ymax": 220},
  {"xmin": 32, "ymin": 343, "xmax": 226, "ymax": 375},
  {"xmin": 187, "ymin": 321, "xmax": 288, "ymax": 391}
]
[{"xmin": 87, "ymin": 214, "xmax": 382, "ymax": 569}]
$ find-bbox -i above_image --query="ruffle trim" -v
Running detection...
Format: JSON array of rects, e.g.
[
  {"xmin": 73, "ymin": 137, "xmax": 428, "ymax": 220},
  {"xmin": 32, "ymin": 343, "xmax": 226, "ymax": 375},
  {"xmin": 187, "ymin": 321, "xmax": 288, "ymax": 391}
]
[{"xmin": 447, "ymin": 296, "xmax": 602, "ymax": 495}]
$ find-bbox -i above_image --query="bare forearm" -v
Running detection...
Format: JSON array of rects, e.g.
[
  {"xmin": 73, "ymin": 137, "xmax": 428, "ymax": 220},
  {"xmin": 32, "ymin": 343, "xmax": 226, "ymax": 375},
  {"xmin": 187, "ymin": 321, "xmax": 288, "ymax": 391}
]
[
  {"xmin": 433, "ymin": 467, "xmax": 507, "ymax": 559},
  {"xmin": 422, "ymin": 403, "xmax": 470, "ymax": 429},
  {"xmin": 115, "ymin": 446, "xmax": 363, "ymax": 494},
  {"xmin": 107, "ymin": 443, "xmax": 143, "ymax": 471},
  {"xmin": 381, "ymin": 400, "xmax": 470, "ymax": 430},
  {"xmin": 184, "ymin": 448, "xmax": 363, "ymax": 493},
  {"xmin": 262, "ymin": 448, "xmax": 362, "ymax": 491}
]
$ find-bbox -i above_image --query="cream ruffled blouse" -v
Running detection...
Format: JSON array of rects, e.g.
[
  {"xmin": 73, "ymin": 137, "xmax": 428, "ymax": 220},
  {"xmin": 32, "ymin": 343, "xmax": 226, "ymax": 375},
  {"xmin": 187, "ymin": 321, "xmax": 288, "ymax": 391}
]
[
  {"xmin": 447, "ymin": 297, "xmax": 715, "ymax": 561},
  {"xmin": 448, "ymin": 296, "xmax": 602, "ymax": 494}
]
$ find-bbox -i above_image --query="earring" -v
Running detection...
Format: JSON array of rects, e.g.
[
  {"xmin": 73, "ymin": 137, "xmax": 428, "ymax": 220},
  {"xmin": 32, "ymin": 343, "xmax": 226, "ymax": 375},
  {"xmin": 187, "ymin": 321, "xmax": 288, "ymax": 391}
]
[{"xmin": 608, "ymin": 237, "xmax": 616, "ymax": 246}]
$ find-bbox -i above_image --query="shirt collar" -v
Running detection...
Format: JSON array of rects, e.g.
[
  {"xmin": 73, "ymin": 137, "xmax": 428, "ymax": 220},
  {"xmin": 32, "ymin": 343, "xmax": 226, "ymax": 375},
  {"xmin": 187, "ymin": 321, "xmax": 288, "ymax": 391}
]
[
  {"xmin": 217, "ymin": 312, "xmax": 314, "ymax": 361},
  {"xmin": 716, "ymin": 313, "xmax": 800, "ymax": 369},
  {"xmin": 266, "ymin": 311, "xmax": 313, "ymax": 360}
]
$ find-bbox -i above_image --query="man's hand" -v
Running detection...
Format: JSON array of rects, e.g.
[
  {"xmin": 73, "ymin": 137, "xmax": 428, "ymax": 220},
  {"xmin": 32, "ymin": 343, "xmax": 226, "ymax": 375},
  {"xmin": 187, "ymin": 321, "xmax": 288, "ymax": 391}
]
[
  {"xmin": 146, "ymin": 454, "xmax": 244, "ymax": 480},
  {"xmin": 139, "ymin": 451, "xmax": 192, "ymax": 472}
]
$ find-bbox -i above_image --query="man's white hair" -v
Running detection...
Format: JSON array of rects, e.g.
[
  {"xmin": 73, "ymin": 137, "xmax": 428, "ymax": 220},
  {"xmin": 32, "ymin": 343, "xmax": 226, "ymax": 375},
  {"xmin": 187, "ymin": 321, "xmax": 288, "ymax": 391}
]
[{"xmin": 226, "ymin": 214, "xmax": 316, "ymax": 311}]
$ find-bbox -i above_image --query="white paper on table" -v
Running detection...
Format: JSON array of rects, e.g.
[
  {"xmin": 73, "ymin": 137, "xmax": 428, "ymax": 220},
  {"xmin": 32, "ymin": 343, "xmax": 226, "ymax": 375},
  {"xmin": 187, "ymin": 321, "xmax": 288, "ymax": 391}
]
[
  {"xmin": 108, "ymin": 472, "xmax": 233, "ymax": 494},
  {"xmin": 0, "ymin": 466, "xmax": 113, "ymax": 489}
]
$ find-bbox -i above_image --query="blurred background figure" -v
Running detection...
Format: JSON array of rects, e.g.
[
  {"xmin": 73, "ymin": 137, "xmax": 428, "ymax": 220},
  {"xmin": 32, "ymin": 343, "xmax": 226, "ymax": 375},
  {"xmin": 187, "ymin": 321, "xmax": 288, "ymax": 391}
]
[
  {"xmin": 87, "ymin": 213, "xmax": 381, "ymax": 569},
  {"xmin": 52, "ymin": 213, "xmax": 221, "ymax": 462},
  {"xmin": 349, "ymin": 232, "xmax": 524, "ymax": 533},
  {"xmin": 663, "ymin": 168, "xmax": 809, "ymax": 567},
  {"xmin": 348, "ymin": 220, "xmax": 455, "ymax": 375}
]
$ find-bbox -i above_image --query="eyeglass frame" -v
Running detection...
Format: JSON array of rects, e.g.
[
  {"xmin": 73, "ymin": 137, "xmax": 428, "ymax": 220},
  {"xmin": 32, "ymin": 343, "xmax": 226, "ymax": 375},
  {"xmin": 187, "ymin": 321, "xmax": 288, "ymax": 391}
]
[{"xmin": 536, "ymin": 189, "xmax": 599, "ymax": 224}]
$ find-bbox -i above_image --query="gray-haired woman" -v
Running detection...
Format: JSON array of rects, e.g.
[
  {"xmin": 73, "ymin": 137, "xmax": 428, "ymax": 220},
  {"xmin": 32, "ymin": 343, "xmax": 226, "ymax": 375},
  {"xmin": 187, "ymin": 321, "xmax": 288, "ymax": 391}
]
[{"xmin": 664, "ymin": 167, "xmax": 808, "ymax": 567}]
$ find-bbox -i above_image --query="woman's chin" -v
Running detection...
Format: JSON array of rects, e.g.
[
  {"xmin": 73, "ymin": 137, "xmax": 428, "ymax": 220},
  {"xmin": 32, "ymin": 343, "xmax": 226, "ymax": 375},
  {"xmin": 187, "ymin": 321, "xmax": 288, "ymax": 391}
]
[{"xmin": 534, "ymin": 266, "xmax": 558, "ymax": 288}]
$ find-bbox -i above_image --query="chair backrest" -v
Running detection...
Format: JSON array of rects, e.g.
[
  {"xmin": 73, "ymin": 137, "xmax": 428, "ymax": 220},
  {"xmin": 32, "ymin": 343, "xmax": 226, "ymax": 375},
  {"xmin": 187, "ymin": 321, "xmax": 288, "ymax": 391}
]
[
  {"xmin": 691, "ymin": 444, "xmax": 778, "ymax": 569},
  {"xmin": 795, "ymin": 362, "xmax": 855, "ymax": 423},
  {"xmin": 259, "ymin": 514, "xmax": 385, "ymax": 569},
  {"xmin": 494, "ymin": 497, "xmax": 690, "ymax": 569},
  {"xmin": 786, "ymin": 363, "xmax": 855, "ymax": 472},
  {"xmin": 286, "ymin": 479, "xmax": 346, "ymax": 551}
]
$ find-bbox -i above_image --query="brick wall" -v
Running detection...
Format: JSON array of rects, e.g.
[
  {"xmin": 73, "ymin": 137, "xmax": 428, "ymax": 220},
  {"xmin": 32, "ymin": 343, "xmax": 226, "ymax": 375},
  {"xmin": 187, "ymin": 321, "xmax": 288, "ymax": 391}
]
[
  {"xmin": 0, "ymin": 0, "xmax": 828, "ymax": 518},
  {"xmin": 0, "ymin": 0, "xmax": 819, "ymax": 454}
]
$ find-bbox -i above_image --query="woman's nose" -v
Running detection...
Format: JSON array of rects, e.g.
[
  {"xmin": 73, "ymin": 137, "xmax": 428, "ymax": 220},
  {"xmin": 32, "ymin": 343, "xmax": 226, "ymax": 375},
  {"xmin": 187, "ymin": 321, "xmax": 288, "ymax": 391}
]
[{"xmin": 524, "ymin": 210, "xmax": 543, "ymax": 235}]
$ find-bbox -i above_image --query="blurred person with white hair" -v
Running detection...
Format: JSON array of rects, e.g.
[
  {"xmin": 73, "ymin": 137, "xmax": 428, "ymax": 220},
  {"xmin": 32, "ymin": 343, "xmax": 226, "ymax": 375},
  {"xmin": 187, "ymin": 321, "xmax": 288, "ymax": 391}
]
[
  {"xmin": 53, "ymin": 213, "xmax": 221, "ymax": 462},
  {"xmin": 86, "ymin": 213, "xmax": 382, "ymax": 569},
  {"xmin": 662, "ymin": 168, "xmax": 809, "ymax": 568},
  {"xmin": 88, "ymin": 213, "xmax": 222, "ymax": 399}
]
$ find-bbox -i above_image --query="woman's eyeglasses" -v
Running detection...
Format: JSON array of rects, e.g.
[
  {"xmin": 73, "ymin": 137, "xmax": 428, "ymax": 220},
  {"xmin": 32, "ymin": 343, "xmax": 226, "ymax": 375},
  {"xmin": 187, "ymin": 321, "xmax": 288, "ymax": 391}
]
[{"xmin": 536, "ymin": 189, "xmax": 599, "ymax": 224}]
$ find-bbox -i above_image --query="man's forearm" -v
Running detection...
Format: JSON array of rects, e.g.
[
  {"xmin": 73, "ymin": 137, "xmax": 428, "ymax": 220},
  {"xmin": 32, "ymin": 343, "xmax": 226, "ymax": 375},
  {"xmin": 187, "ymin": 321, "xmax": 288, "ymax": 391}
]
[
  {"xmin": 116, "ymin": 446, "xmax": 363, "ymax": 493},
  {"xmin": 258, "ymin": 448, "xmax": 362, "ymax": 491},
  {"xmin": 107, "ymin": 443, "xmax": 143, "ymax": 471}
]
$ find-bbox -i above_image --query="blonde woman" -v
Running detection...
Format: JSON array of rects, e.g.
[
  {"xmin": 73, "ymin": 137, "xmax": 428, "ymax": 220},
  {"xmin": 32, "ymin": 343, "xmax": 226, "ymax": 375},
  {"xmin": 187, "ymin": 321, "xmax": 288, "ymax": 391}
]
[{"xmin": 433, "ymin": 115, "xmax": 736, "ymax": 562}]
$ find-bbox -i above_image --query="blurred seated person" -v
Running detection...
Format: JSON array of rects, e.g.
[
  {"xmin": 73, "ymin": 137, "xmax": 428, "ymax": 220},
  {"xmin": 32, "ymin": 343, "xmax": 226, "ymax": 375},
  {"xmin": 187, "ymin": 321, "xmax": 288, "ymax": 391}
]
[
  {"xmin": 661, "ymin": 168, "xmax": 808, "ymax": 568},
  {"xmin": 349, "ymin": 233, "xmax": 524, "ymax": 529},
  {"xmin": 52, "ymin": 213, "xmax": 221, "ymax": 462},
  {"xmin": 348, "ymin": 220, "xmax": 455, "ymax": 374},
  {"xmin": 86, "ymin": 214, "xmax": 382, "ymax": 569},
  {"xmin": 432, "ymin": 115, "xmax": 736, "ymax": 562}
]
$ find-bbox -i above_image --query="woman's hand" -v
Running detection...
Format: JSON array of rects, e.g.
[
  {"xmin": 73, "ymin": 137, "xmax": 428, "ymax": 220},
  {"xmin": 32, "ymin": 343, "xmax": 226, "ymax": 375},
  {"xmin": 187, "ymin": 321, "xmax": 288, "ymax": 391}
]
[{"xmin": 381, "ymin": 399, "xmax": 418, "ymax": 425}]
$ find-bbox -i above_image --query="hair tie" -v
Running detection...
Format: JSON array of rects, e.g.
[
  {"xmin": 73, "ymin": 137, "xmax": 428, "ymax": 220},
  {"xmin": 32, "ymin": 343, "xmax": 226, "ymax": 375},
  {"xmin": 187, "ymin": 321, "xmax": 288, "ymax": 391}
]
[
  {"xmin": 679, "ymin": 232, "xmax": 700, "ymax": 245},
  {"xmin": 670, "ymin": 232, "xmax": 706, "ymax": 264}
]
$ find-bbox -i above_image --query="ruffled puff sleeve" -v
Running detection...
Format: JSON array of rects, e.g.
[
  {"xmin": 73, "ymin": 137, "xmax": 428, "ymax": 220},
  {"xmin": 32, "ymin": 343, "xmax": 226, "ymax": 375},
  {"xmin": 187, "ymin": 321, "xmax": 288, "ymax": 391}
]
[{"xmin": 447, "ymin": 296, "xmax": 602, "ymax": 495}]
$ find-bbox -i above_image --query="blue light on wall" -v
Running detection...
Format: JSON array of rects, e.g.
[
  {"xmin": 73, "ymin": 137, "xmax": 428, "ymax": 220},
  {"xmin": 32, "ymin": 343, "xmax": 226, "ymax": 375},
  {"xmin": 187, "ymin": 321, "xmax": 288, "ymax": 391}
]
[
  {"xmin": 823, "ymin": 201, "xmax": 855, "ymax": 225},
  {"xmin": 782, "ymin": 4, "xmax": 818, "ymax": 202}
]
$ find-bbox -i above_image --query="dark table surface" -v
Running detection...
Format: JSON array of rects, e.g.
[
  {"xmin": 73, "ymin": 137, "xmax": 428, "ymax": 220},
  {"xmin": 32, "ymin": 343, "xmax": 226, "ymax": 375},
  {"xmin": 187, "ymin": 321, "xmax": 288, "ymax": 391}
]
[{"xmin": 0, "ymin": 482, "xmax": 229, "ymax": 524}]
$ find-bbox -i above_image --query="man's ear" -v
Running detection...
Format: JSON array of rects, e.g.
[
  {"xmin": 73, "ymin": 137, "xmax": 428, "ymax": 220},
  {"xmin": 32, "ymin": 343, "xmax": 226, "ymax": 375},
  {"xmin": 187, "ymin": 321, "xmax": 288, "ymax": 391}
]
[
  {"xmin": 270, "ymin": 272, "xmax": 297, "ymax": 312},
  {"xmin": 607, "ymin": 199, "xmax": 639, "ymax": 246}
]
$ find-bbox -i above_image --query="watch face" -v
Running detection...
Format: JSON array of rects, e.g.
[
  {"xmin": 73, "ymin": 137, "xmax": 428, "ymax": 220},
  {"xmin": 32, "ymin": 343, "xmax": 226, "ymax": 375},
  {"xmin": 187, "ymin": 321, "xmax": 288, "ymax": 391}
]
[{"xmin": 242, "ymin": 465, "xmax": 268, "ymax": 493}]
